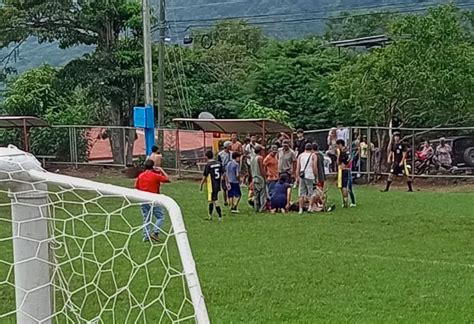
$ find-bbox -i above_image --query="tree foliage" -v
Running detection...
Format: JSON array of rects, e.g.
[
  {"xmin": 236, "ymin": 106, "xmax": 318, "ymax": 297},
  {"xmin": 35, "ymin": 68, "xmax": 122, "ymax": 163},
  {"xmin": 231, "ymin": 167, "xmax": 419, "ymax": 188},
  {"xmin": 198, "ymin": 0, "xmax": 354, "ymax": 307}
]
[
  {"xmin": 239, "ymin": 100, "xmax": 293, "ymax": 127},
  {"xmin": 325, "ymin": 11, "xmax": 396, "ymax": 41},
  {"xmin": 330, "ymin": 5, "xmax": 474, "ymax": 128},
  {"xmin": 0, "ymin": 65, "xmax": 92, "ymax": 159},
  {"xmin": 248, "ymin": 38, "xmax": 344, "ymax": 130},
  {"xmin": 0, "ymin": 0, "xmax": 143, "ymax": 165}
]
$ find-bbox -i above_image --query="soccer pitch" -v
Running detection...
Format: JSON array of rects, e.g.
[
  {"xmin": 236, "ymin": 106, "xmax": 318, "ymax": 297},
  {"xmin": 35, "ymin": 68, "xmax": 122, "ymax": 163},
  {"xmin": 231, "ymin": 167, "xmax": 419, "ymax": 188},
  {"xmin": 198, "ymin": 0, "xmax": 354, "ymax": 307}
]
[{"xmin": 1, "ymin": 177, "xmax": 474, "ymax": 322}]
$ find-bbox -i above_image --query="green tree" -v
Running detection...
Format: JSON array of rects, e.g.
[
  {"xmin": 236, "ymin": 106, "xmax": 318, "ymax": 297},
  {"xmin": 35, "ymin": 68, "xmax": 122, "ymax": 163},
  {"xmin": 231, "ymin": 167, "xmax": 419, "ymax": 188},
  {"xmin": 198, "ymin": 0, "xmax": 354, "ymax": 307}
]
[
  {"xmin": 0, "ymin": 65, "xmax": 92, "ymax": 159},
  {"xmin": 0, "ymin": 0, "xmax": 144, "ymax": 165},
  {"xmin": 239, "ymin": 100, "xmax": 292, "ymax": 127},
  {"xmin": 331, "ymin": 5, "xmax": 474, "ymax": 129},
  {"xmin": 324, "ymin": 11, "xmax": 396, "ymax": 41},
  {"xmin": 164, "ymin": 21, "xmax": 266, "ymax": 123},
  {"xmin": 247, "ymin": 37, "xmax": 344, "ymax": 130},
  {"xmin": 330, "ymin": 5, "xmax": 474, "ymax": 170}
]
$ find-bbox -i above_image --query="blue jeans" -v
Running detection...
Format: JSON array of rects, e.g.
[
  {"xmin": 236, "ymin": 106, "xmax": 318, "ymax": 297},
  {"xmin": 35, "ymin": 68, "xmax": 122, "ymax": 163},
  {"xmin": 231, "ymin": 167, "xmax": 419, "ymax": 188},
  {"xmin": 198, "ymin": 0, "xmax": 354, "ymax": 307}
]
[
  {"xmin": 141, "ymin": 204, "xmax": 165, "ymax": 239},
  {"xmin": 267, "ymin": 180, "xmax": 277, "ymax": 198}
]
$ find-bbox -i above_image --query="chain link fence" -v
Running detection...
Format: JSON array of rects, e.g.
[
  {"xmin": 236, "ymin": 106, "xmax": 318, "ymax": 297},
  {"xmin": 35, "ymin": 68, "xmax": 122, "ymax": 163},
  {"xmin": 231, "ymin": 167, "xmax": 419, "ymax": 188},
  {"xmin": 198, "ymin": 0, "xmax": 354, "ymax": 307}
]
[
  {"xmin": 306, "ymin": 126, "xmax": 474, "ymax": 181},
  {"xmin": 1, "ymin": 124, "xmax": 472, "ymax": 179}
]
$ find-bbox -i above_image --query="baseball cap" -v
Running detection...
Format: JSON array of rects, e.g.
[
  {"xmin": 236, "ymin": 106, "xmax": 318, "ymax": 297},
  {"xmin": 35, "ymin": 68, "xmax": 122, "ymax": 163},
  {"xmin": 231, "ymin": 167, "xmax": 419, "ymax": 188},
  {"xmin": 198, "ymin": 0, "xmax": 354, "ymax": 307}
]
[{"xmin": 224, "ymin": 141, "xmax": 232, "ymax": 148}]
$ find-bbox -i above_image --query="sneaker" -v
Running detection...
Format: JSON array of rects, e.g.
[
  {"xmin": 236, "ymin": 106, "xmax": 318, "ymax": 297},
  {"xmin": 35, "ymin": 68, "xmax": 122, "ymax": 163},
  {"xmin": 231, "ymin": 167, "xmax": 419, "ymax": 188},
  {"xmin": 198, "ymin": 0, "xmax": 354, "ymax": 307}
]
[
  {"xmin": 381, "ymin": 189, "xmax": 389, "ymax": 192},
  {"xmin": 327, "ymin": 204, "xmax": 336, "ymax": 212},
  {"xmin": 143, "ymin": 237, "xmax": 150, "ymax": 242},
  {"xmin": 206, "ymin": 215, "xmax": 213, "ymax": 221},
  {"xmin": 298, "ymin": 209, "xmax": 303, "ymax": 215},
  {"xmin": 350, "ymin": 203, "xmax": 357, "ymax": 208},
  {"xmin": 231, "ymin": 209, "xmax": 240, "ymax": 214},
  {"xmin": 218, "ymin": 217, "xmax": 223, "ymax": 222},
  {"xmin": 150, "ymin": 233, "xmax": 160, "ymax": 242}
]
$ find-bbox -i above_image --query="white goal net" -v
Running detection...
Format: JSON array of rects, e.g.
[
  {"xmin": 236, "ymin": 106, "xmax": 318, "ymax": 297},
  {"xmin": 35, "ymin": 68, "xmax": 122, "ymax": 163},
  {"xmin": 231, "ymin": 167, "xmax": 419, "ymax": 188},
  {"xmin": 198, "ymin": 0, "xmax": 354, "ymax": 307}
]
[{"xmin": 0, "ymin": 145, "xmax": 209, "ymax": 324}]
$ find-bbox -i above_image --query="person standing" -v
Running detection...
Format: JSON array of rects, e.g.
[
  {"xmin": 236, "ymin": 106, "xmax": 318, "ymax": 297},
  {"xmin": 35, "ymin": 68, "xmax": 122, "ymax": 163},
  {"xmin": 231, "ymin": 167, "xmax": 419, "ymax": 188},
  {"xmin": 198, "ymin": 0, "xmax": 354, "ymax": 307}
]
[
  {"xmin": 250, "ymin": 145, "xmax": 267, "ymax": 212},
  {"xmin": 230, "ymin": 132, "xmax": 243, "ymax": 154},
  {"xmin": 241, "ymin": 137, "xmax": 251, "ymax": 185},
  {"xmin": 312, "ymin": 143, "xmax": 326, "ymax": 189},
  {"xmin": 200, "ymin": 150, "xmax": 225, "ymax": 221},
  {"xmin": 218, "ymin": 141, "xmax": 233, "ymax": 206},
  {"xmin": 277, "ymin": 139, "xmax": 296, "ymax": 183},
  {"xmin": 244, "ymin": 135, "xmax": 258, "ymax": 185},
  {"xmin": 382, "ymin": 131, "xmax": 413, "ymax": 192},
  {"xmin": 275, "ymin": 132, "xmax": 289, "ymax": 148},
  {"xmin": 294, "ymin": 129, "xmax": 309, "ymax": 157},
  {"xmin": 327, "ymin": 128, "xmax": 338, "ymax": 173},
  {"xmin": 148, "ymin": 145, "xmax": 163, "ymax": 168},
  {"xmin": 226, "ymin": 152, "xmax": 242, "ymax": 213},
  {"xmin": 296, "ymin": 143, "xmax": 316, "ymax": 214},
  {"xmin": 311, "ymin": 143, "xmax": 326, "ymax": 212},
  {"xmin": 135, "ymin": 160, "xmax": 169, "ymax": 242},
  {"xmin": 435, "ymin": 137, "xmax": 453, "ymax": 169},
  {"xmin": 359, "ymin": 135, "xmax": 374, "ymax": 174},
  {"xmin": 263, "ymin": 145, "xmax": 279, "ymax": 198},
  {"xmin": 336, "ymin": 139, "xmax": 356, "ymax": 208},
  {"xmin": 336, "ymin": 123, "xmax": 349, "ymax": 144}
]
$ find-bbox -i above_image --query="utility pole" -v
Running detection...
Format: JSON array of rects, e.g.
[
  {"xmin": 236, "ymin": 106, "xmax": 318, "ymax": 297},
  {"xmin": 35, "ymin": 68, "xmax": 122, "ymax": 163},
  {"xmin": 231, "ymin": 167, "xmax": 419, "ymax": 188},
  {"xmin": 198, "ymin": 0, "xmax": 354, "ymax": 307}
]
[
  {"xmin": 142, "ymin": 0, "xmax": 154, "ymax": 108},
  {"xmin": 157, "ymin": 0, "xmax": 166, "ymax": 129},
  {"xmin": 140, "ymin": 0, "xmax": 155, "ymax": 156}
]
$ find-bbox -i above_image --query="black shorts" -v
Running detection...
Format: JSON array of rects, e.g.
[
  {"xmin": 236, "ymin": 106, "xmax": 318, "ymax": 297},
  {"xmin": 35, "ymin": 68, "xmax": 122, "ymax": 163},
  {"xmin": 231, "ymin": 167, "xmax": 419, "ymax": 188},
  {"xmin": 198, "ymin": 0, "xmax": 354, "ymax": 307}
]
[
  {"xmin": 209, "ymin": 190, "xmax": 219, "ymax": 202},
  {"xmin": 391, "ymin": 163, "xmax": 406, "ymax": 176},
  {"xmin": 337, "ymin": 169, "xmax": 350, "ymax": 189}
]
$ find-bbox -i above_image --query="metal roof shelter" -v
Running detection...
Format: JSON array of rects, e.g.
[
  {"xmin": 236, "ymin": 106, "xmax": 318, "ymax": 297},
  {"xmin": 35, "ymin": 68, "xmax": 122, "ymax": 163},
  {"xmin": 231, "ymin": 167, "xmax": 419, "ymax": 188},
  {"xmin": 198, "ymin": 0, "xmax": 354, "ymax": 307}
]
[
  {"xmin": 173, "ymin": 118, "xmax": 294, "ymax": 178},
  {"xmin": 0, "ymin": 116, "xmax": 49, "ymax": 152},
  {"xmin": 330, "ymin": 34, "xmax": 391, "ymax": 48},
  {"xmin": 173, "ymin": 118, "xmax": 293, "ymax": 135},
  {"xmin": 331, "ymin": 34, "xmax": 392, "ymax": 56}
]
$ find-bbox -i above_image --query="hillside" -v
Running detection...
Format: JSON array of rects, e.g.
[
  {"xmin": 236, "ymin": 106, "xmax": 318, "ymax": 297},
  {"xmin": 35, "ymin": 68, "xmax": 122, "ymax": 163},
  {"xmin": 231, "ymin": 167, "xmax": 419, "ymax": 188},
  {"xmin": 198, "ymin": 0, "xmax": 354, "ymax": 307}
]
[{"xmin": 1, "ymin": 0, "xmax": 473, "ymax": 75}]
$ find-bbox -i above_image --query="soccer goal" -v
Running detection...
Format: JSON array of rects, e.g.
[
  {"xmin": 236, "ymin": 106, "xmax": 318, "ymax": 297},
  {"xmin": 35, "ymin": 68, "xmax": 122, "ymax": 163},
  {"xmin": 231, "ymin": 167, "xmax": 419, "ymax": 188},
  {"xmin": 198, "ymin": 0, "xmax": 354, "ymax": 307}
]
[{"xmin": 0, "ymin": 145, "xmax": 209, "ymax": 324}]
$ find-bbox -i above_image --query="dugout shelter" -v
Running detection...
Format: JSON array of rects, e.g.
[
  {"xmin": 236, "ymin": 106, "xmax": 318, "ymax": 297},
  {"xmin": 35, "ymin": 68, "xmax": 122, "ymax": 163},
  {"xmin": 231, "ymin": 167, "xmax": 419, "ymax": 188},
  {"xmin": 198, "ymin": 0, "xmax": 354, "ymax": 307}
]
[
  {"xmin": 173, "ymin": 118, "xmax": 293, "ymax": 178},
  {"xmin": 0, "ymin": 116, "xmax": 49, "ymax": 152}
]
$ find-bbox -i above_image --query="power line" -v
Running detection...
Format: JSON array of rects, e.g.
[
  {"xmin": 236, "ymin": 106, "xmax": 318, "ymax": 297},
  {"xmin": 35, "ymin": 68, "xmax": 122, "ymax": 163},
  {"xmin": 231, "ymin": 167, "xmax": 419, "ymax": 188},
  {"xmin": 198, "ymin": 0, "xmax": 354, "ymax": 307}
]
[
  {"xmin": 167, "ymin": 1, "xmax": 474, "ymax": 25},
  {"xmin": 168, "ymin": 1, "xmax": 424, "ymax": 24},
  {"xmin": 161, "ymin": 2, "xmax": 474, "ymax": 34}
]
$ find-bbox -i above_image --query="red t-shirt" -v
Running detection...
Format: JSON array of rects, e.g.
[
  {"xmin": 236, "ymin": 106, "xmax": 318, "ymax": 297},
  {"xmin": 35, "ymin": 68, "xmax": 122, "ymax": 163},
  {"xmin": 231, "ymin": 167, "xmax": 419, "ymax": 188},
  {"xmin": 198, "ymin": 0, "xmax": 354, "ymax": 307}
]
[{"xmin": 135, "ymin": 170, "xmax": 168, "ymax": 194}]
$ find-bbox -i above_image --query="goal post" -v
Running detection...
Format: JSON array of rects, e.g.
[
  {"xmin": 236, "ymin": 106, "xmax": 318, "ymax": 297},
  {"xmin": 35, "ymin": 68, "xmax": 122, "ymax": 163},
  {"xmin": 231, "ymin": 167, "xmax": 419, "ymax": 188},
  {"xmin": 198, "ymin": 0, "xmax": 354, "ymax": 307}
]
[{"xmin": 0, "ymin": 145, "xmax": 209, "ymax": 323}]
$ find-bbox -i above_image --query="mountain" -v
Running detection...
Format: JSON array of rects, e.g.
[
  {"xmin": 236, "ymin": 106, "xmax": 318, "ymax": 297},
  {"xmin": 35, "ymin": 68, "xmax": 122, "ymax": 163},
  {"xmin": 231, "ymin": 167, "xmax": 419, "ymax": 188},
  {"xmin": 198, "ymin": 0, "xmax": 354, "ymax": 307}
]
[{"xmin": 1, "ymin": 0, "xmax": 473, "ymax": 75}]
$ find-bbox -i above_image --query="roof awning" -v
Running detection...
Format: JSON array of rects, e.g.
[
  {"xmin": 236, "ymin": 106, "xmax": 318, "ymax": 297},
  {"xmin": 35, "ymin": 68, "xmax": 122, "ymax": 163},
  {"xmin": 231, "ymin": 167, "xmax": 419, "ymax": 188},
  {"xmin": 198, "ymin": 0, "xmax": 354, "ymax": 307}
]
[
  {"xmin": 0, "ymin": 116, "xmax": 49, "ymax": 128},
  {"xmin": 331, "ymin": 34, "xmax": 391, "ymax": 48},
  {"xmin": 173, "ymin": 118, "xmax": 293, "ymax": 134}
]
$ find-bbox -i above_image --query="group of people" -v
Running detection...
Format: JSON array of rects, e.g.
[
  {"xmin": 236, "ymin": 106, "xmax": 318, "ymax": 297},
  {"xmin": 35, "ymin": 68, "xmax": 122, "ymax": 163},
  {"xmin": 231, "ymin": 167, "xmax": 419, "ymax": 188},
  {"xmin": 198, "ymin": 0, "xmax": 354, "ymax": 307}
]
[
  {"xmin": 133, "ymin": 130, "xmax": 419, "ymax": 239},
  {"xmin": 200, "ymin": 130, "xmax": 359, "ymax": 221},
  {"xmin": 417, "ymin": 137, "xmax": 453, "ymax": 171}
]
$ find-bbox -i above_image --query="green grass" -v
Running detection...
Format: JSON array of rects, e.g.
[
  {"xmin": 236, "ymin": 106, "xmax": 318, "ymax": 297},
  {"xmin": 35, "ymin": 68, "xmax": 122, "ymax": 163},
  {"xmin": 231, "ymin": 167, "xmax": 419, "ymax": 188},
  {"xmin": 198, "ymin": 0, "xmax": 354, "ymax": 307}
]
[{"xmin": 1, "ymin": 177, "xmax": 474, "ymax": 323}]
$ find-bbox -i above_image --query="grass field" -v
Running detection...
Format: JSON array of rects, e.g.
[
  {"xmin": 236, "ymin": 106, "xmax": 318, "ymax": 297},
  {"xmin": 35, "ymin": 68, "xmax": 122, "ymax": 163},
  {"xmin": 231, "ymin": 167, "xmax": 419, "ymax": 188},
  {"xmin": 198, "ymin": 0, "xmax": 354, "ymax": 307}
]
[{"xmin": 1, "ymin": 177, "xmax": 474, "ymax": 323}]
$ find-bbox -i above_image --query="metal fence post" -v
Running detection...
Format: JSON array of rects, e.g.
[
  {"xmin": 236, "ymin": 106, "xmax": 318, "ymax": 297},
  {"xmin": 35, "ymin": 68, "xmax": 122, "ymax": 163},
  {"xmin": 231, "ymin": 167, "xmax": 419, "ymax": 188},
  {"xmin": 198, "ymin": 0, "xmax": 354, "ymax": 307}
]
[
  {"xmin": 123, "ymin": 127, "xmax": 127, "ymax": 167},
  {"xmin": 411, "ymin": 129, "xmax": 415, "ymax": 182},
  {"xmin": 367, "ymin": 127, "xmax": 372, "ymax": 184}
]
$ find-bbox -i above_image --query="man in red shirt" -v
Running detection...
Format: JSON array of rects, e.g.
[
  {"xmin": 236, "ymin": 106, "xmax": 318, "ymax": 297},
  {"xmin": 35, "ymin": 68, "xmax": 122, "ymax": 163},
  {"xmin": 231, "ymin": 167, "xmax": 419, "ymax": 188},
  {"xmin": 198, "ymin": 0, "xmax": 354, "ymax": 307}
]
[{"xmin": 135, "ymin": 159, "xmax": 169, "ymax": 242}]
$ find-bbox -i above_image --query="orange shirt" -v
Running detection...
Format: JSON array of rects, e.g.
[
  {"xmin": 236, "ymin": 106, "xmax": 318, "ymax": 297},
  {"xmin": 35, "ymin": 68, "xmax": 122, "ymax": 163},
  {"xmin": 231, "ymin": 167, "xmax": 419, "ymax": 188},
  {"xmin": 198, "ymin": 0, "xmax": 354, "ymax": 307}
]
[
  {"xmin": 135, "ymin": 170, "xmax": 168, "ymax": 194},
  {"xmin": 263, "ymin": 153, "xmax": 279, "ymax": 181},
  {"xmin": 231, "ymin": 141, "xmax": 242, "ymax": 153}
]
